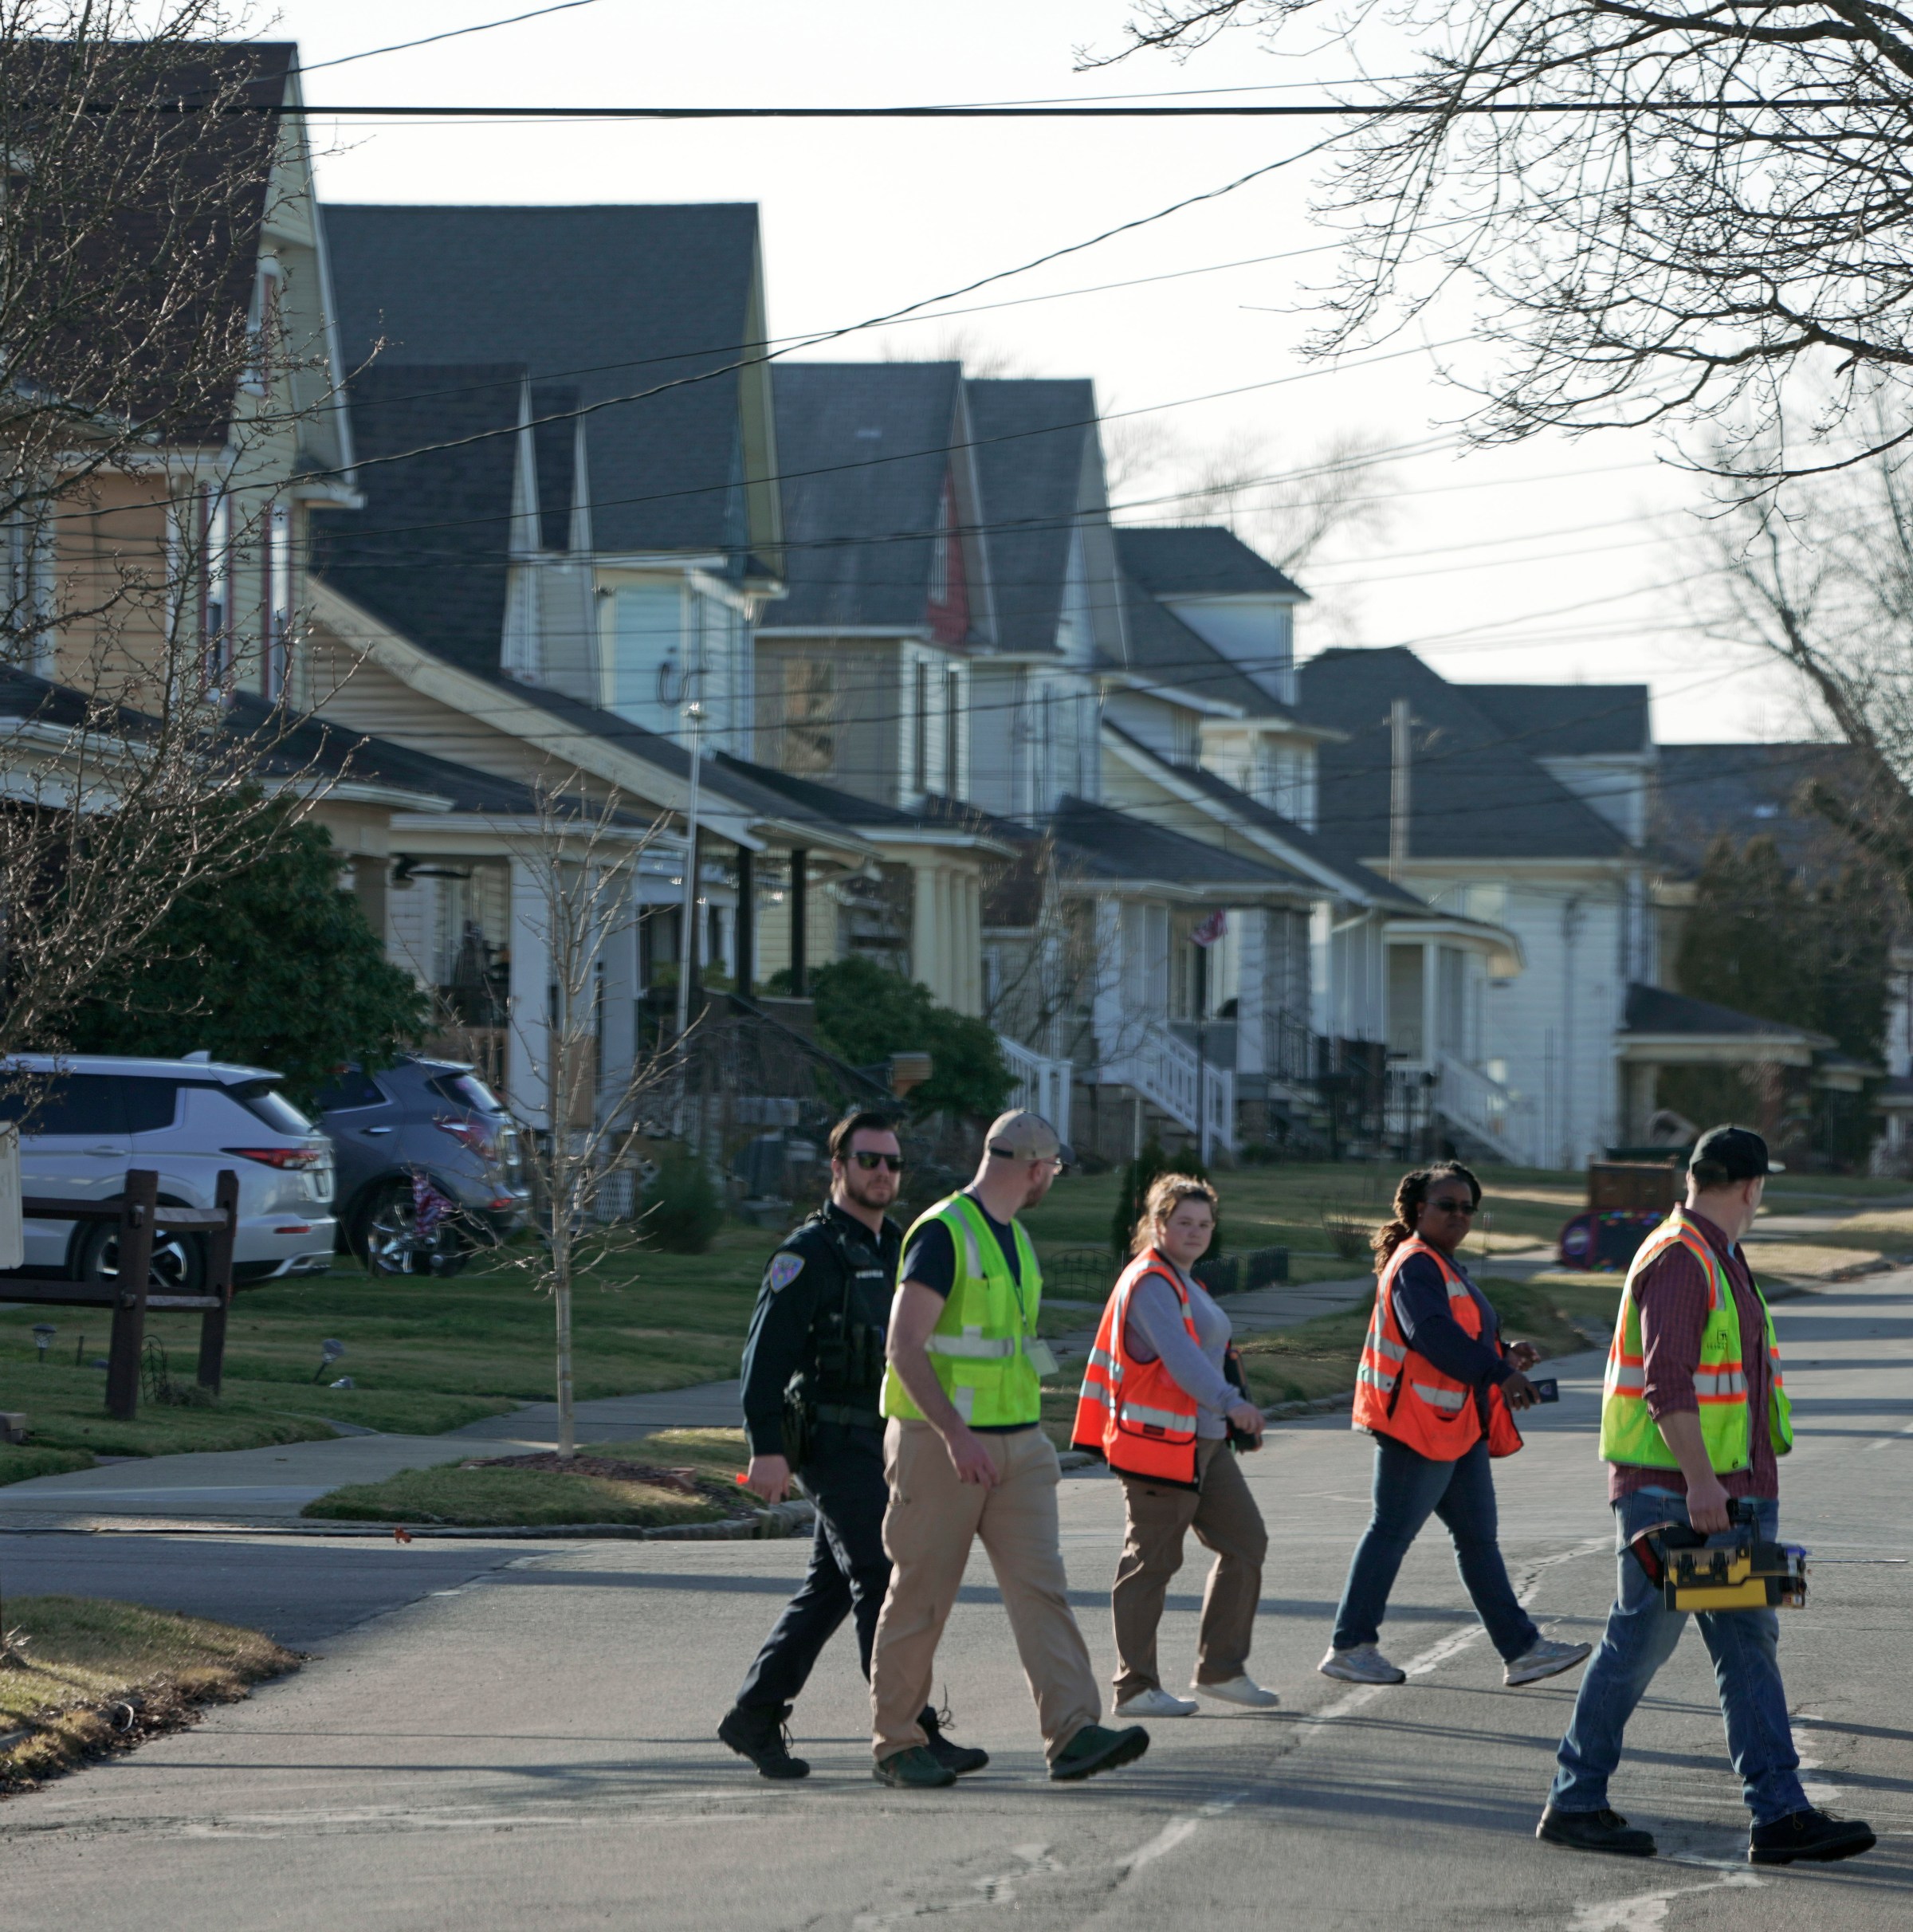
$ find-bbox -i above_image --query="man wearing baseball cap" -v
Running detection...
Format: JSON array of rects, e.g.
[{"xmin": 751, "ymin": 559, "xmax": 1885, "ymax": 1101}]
[
  {"xmin": 1538, "ymin": 1126, "xmax": 1874, "ymax": 1866},
  {"xmin": 866, "ymin": 1111, "xmax": 1150, "ymax": 1788}
]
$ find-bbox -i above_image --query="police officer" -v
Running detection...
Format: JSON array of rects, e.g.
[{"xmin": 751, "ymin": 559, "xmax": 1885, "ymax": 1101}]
[{"xmin": 718, "ymin": 1109, "xmax": 988, "ymax": 1781}]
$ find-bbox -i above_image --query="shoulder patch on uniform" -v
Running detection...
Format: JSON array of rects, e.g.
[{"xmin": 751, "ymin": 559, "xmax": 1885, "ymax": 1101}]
[{"xmin": 766, "ymin": 1252, "xmax": 806, "ymax": 1294}]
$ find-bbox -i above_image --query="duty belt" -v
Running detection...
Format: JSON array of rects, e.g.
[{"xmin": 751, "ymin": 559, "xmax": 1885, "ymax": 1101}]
[{"xmin": 813, "ymin": 1402, "xmax": 882, "ymax": 1429}]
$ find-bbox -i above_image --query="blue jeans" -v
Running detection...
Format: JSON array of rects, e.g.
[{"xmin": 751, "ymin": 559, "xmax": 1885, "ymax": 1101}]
[
  {"xmin": 1331, "ymin": 1435, "xmax": 1540, "ymax": 1663},
  {"xmin": 1549, "ymin": 1490, "xmax": 1806, "ymax": 1825}
]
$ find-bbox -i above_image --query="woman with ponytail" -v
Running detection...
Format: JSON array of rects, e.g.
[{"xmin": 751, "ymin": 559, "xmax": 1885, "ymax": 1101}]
[{"xmin": 1318, "ymin": 1163, "xmax": 1590, "ymax": 1690}]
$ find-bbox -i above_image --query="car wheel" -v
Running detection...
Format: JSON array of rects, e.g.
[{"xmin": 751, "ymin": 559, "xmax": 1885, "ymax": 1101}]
[
  {"xmin": 77, "ymin": 1219, "xmax": 207, "ymax": 1294},
  {"xmin": 354, "ymin": 1180, "xmax": 472, "ymax": 1278}
]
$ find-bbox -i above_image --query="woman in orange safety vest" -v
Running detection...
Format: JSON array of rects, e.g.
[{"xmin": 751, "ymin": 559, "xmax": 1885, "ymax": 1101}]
[
  {"xmin": 1074, "ymin": 1173, "xmax": 1276, "ymax": 1720},
  {"xmin": 1319, "ymin": 1162, "xmax": 1591, "ymax": 1692}
]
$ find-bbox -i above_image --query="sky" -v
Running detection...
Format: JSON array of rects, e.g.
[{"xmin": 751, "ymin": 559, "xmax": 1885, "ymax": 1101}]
[{"xmin": 257, "ymin": 0, "xmax": 1809, "ymax": 744}]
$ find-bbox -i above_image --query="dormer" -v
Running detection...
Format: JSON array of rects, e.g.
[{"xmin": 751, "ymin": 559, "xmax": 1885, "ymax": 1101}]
[{"xmin": 1117, "ymin": 525, "xmax": 1308, "ymax": 709}]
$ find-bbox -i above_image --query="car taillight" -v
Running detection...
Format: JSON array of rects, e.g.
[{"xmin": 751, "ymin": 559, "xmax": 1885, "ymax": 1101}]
[
  {"xmin": 224, "ymin": 1146, "xmax": 325, "ymax": 1170},
  {"xmin": 437, "ymin": 1117, "xmax": 497, "ymax": 1159}
]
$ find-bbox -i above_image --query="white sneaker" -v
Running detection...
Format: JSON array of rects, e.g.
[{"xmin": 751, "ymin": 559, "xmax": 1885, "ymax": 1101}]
[
  {"xmin": 1113, "ymin": 1686, "xmax": 1198, "ymax": 1718},
  {"xmin": 1504, "ymin": 1638, "xmax": 1592, "ymax": 1687},
  {"xmin": 1192, "ymin": 1675, "xmax": 1279, "ymax": 1709},
  {"xmin": 1318, "ymin": 1643, "xmax": 1407, "ymax": 1686}
]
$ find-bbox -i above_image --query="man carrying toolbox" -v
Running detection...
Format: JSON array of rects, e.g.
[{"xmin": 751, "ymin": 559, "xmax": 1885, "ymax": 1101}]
[
  {"xmin": 1538, "ymin": 1126, "xmax": 1875, "ymax": 1866},
  {"xmin": 719, "ymin": 1110, "xmax": 986, "ymax": 1781},
  {"xmin": 867, "ymin": 1111, "xmax": 1150, "ymax": 1789}
]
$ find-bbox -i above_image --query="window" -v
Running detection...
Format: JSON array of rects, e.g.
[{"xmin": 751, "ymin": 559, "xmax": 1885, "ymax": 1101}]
[
  {"xmin": 5, "ymin": 504, "xmax": 54, "ymax": 675},
  {"xmin": 229, "ymin": 1080, "xmax": 312, "ymax": 1135},
  {"xmin": 20, "ymin": 1077, "xmax": 125, "ymax": 1137},
  {"xmin": 124, "ymin": 1081, "xmax": 182, "ymax": 1135},
  {"xmin": 430, "ymin": 1071, "xmax": 503, "ymax": 1114},
  {"xmin": 1386, "ymin": 947, "xmax": 1426, "ymax": 1059},
  {"xmin": 919, "ymin": 657, "xmax": 935, "ymax": 791},
  {"xmin": 314, "ymin": 1070, "xmax": 387, "ymax": 1113},
  {"xmin": 198, "ymin": 489, "xmax": 230, "ymax": 691},
  {"xmin": 781, "ymin": 658, "xmax": 836, "ymax": 774}
]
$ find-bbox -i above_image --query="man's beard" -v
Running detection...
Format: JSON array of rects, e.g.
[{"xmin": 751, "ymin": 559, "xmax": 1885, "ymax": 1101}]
[{"xmin": 844, "ymin": 1173, "xmax": 897, "ymax": 1214}]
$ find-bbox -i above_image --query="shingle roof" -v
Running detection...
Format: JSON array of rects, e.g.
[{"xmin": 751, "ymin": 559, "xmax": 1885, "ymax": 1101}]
[
  {"xmin": 1050, "ymin": 796, "xmax": 1314, "ymax": 893},
  {"xmin": 1114, "ymin": 571, "xmax": 1290, "ymax": 717},
  {"xmin": 767, "ymin": 362, "xmax": 960, "ymax": 631},
  {"xmin": 1652, "ymin": 742, "xmax": 1867, "ymax": 880},
  {"xmin": 311, "ymin": 363, "xmax": 524, "ymax": 679},
  {"xmin": 1146, "ymin": 744, "xmax": 1428, "ymax": 909},
  {"xmin": 321, "ymin": 203, "xmax": 764, "ymax": 556},
  {"xmin": 1623, "ymin": 983, "xmax": 1829, "ymax": 1044},
  {"xmin": 1117, "ymin": 526, "xmax": 1305, "ymax": 601},
  {"xmin": 964, "ymin": 378, "xmax": 1094, "ymax": 655},
  {"xmin": 1467, "ymin": 684, "xmax": 1652, "ymax": 758},
  {"xmin": 1298, "ymin": 647, "xmax": 1636, "ymax": 863}
]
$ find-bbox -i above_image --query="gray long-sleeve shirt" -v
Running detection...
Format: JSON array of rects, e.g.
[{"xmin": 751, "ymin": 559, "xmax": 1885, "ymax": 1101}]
[{"xmin": 1123, "ymin": 1263, "xmax": 1235, "ymax": 1439}]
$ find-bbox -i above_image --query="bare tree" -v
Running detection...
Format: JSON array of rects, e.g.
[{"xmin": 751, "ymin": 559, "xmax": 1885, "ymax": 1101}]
[
  {"xmin": 1, "ymin": 6, "xmax": 340, "ymax": 1065},
  {"xmin": 497, "ymin": 778, "xmax": 674, "ymax": 1462},
  {"xmin": 1696, "ymin": 437, "xmax": 1913, "ymax": 896},
  {"xmin": 1090, "ymin": 3, "xmax": 1913, "ymax": 482}
]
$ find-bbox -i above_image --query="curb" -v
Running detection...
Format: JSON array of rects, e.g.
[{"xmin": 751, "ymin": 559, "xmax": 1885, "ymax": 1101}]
[{"xmin": 0, "ymin": 1500, "xmax": 818, "ymax": 1543}]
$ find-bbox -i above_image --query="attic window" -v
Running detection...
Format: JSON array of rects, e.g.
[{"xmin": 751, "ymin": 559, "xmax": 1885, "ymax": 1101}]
[
  {"xmin": 855, "ymin": 427, "xmax": 882, "ymax": 439},
  {"xmin": 1752, "ymin": 803, "xmax": 1780, "ymax": 819}
]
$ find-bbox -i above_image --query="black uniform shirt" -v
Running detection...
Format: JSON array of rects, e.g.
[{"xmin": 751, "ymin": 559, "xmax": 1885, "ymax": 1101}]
[{"xmin": 739, "ymin": 1200, "xmax": 902, "ymax": 1459}]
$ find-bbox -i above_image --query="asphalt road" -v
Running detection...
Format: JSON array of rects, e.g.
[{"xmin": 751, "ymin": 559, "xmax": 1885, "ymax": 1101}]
[{"xmin": 5, "ymin": 1272, "xmax": 1913, "ymax": 1930}]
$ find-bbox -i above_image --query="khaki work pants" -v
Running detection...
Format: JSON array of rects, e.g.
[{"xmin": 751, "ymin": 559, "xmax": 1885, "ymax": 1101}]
[
  {"xmin": 1112, "ymin": 1436, "xmax": 1267, "ymax": 1702},
  {"xmin": 870, "ymin": 1419, "xmax": 1101, "ymax": 1764}
]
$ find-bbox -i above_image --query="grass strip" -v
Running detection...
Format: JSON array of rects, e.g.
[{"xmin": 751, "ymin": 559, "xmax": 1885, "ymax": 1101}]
[{"xmin": 0, "ymin": 1595, "xmax": 296, "ymax": 1794}]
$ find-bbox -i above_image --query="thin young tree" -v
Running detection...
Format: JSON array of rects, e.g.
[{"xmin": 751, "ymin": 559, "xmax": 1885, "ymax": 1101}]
[{"xmin": 501, "ymin": 777, "xmax": 674, "ymax": 1461}]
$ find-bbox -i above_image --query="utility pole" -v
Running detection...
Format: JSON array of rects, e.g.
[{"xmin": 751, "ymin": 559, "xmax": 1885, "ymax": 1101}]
[{"xmin": 1389, "ymin": 697, "xmax": 1413, "ymax": 879}]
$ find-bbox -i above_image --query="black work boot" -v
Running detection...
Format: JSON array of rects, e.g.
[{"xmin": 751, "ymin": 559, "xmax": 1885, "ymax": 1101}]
[
  {"xmin": 1536, "ymin": 1805, "xmax": 1656, "ymax": 1857},
  {"xmin": 718, "ymin": 1702, "xmax": 810, "ymax": 1780},
  {"xmin": 1749, "ymin": 1808, "xmax": 1876, "ymax": 1865},
  {"xmin": 920, "ymin": 1704, "xmax": 989, "ymax": 1777}
]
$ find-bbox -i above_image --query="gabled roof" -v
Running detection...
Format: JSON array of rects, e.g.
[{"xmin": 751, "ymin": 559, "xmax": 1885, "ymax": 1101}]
[
  {"xmin": 1117, "ymin": 525, "xmax": 1306, "ymax": 602},
  {"xmin": 1050, "ymin": 796, "xmax": 1314, "ymax": 896},
  {"xmin": 1113, "ymin": 571, "xmax": 1294, "ymax": 717},
  {"xmin": 1467, "ymin": 684, "xmax": 1652, "ymax": 758},
  {"xmin": 964, "ymin": 378, "xmax": 1095, "ymax": 655},
  {"xmin": 322, "ymin": 203, "xmax": 765, "ymax": 557},
  {"xmin": 1135, "ymin": 740, "xmax": 1428, "ymax": 911},
  {"xmin": 1652, "ymin": 742, "xmax": 1867, "ymax": 880},
  {"xmin": 711, "ymin": 755, "xmax": 1016, "ymax": 852},
  {"xmin": 767, "ymin": 362, "xmax": 960, "ymax": 631},
  {"xmin": 311, "ymin": 363, "xmax": 525, "ymax": 679},
  {"xmin": 1298, "ymin": 647, "xmax": 1636, "ymax": 864}
]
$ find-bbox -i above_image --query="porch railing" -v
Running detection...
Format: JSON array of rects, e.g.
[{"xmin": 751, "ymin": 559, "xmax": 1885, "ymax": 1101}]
[
  {"xmin": 1434, "ymin": 1053, "xmax": 1538, "ymax": 1167},
  {"xmin": 1111, "ymin": 1019, "xmax": 1235, "ymax": 1156},
  {"xmin": 997, "ymin": 1035, "xmax": 1073, "ymax": 1150}
]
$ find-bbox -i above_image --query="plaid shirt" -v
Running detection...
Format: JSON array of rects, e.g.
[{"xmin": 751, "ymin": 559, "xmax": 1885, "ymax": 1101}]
[{"xmin": 1609, "ymin": 1207, "xmax": 1777, "ymax": 1503}]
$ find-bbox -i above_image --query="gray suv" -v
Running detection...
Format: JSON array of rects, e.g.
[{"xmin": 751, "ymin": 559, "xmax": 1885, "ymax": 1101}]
[{"xmin": 314, "ymin": 1056, "xmax": 529, "ymax": 1275}]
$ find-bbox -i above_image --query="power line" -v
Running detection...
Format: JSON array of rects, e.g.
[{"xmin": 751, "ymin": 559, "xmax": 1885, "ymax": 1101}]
[
  {"xmin": 296, "ymin": 2, "xmax": 609, "ymax": 74},
  {"xmin": 98, "ymin": 95, "xmax": 1910, "ymax": 118}
]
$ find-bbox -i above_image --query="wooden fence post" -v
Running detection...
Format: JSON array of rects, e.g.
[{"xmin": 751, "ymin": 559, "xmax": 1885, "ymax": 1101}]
[
  {"xmin": 195, "ymin": 1168, "xmax": 240, "ymax": 1392},
  {"xmin": 103, "ymin": 1169, "xmax": 158, "ymax": 1421}
]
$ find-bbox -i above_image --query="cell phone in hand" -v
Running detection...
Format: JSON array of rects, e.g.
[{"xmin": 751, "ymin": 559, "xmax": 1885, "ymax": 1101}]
[{"xmin": 1531, "ymin": 1377, "xmax": 1559, "ymax": 1404}]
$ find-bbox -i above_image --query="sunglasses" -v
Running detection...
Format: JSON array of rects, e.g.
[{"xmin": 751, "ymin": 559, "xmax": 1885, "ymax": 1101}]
[
  {"xmin": 1427, "ymin": 1196, "xmax": 1476, "ymax": 1215},
  {"xmin": 849, "ymin": 1152, "xmax": 904, "ymax": 1172}
]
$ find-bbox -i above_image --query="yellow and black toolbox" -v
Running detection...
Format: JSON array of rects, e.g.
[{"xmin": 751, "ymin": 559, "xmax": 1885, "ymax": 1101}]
[{"xmin": 1626, "ymin": 1498, "xmax": 1809, "ymax": 1612}]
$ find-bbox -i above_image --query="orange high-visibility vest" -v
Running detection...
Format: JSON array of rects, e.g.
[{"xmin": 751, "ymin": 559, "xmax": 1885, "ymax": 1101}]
[
  {"xmin": 1073, "ymin": 1249, "xmax": 1206, "ymax": 1489},
  {"xmin": 1351, "ymin": 1237, "xmax": 1522, "ymax": 1462}
]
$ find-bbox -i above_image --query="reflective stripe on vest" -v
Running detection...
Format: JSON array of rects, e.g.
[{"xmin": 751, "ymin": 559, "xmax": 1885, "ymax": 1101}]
[
  {"xmin": 1597, "ymin": 1207, "xmax": 1793, "ymax": 1472},
  {"xmin": 1070, "ymin": 1249, "xmax": 1208, "ymax": 1488},
  {"xmin": 1349, "ymin": 1236, "xmax": 1503, "ymax": 1463},
  {"xmin": 882, "ymin": 1193, "xmax": 1043, "ymax": 1428}
]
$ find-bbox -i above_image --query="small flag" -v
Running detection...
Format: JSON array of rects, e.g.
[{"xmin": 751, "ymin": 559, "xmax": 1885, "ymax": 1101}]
[{"xmin": 1192, "ymin": 908, "xmax": 1228, "ymax": 948}]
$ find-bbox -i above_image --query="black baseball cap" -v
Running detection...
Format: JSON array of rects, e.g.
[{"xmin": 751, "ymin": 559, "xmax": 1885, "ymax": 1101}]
[{"xmin": 1689, "ymin": 1125, "xmax": 1784, "ymax": 1180}]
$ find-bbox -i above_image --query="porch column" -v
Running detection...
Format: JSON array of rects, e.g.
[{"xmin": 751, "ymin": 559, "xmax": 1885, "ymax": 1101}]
[
  {"xmin": 1091, "ymin": 897, "xmax": 1124, "ymax": 1073},
  {"xmin": 1420, "ymin": 940, "xmax": 1438, "ymax": 1068},
  {"xmin": 1235, "ymin": 906, "xmax": 1268, "ymax": 1078},
  {"xmin": 508, "ymin": 856, "xmax": 552, "ymax": 1128},
  {"xmin": 1624, "ymin": 1060, "xmax": 1658, "ymax": 1142},
  {"xmin": 599, "ymin": 868, "xmax": 641, "ymax": 1118},
  {"xmin": 789, "ymin": 848, "xmax": 808, "ymax": 995},
  {"xmin": 734, "ymin": 846, "xmax": 754, "ymax": 998}
]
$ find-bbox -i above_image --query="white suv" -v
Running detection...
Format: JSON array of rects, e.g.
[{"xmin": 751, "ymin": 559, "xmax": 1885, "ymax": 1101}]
[{"xmin": 7, "ymin": 1054, "xmax": 338, "ymax": 1289}]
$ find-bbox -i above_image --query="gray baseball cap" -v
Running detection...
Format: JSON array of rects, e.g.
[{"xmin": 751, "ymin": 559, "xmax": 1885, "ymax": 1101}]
[{"xmin": 984, "ymin": 1110, "xmax": 1074, "ymax": 1168}]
